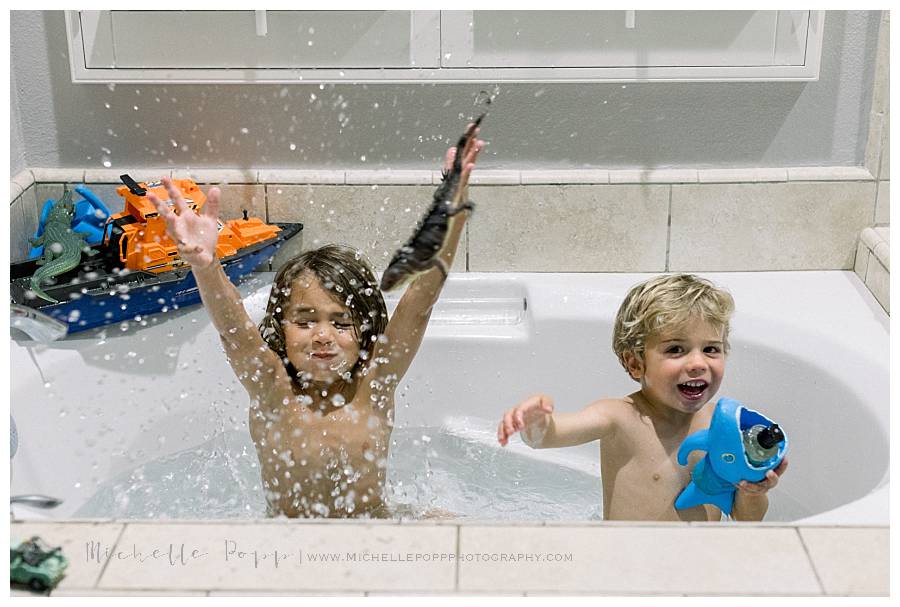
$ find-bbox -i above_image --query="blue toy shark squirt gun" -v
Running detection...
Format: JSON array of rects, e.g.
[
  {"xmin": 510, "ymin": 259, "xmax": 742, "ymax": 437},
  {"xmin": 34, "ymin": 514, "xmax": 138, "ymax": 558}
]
[{"xmin": 675, "ymin": 397, "xmax": 787, "ymax": 516}]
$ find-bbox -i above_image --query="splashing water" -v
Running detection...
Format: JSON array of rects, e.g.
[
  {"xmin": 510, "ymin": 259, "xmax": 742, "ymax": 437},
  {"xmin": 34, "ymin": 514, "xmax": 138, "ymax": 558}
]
[
  {"xmin": 474, "ymin": 86, "xmax": 501, "ymax": 108},
  {"xmin": 74, "ymin": 423, "xmax": 602, "ymax": 520}
]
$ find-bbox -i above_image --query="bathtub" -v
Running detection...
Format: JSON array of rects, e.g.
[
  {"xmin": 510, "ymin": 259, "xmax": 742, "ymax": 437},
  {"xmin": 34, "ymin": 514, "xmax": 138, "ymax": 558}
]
[{"xmin": 9, "ymin": 271, "xmax": 889, "ymax": 524}]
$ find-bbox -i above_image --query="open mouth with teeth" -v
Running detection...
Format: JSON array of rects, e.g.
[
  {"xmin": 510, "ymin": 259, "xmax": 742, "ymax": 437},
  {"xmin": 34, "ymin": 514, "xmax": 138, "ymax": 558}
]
[{"xmin": 677, "ymin": 380, "xmax": 709, "ymax": 399}]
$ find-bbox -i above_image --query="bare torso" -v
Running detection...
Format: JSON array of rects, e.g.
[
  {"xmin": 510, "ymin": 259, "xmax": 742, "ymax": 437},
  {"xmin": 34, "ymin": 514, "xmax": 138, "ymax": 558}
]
[
  {"xmin": 600, "ymin": 393, "xmax": 721, "ymax": 521},
  {"xmin": 249, "ymin": 383, "xmax": 394, "ymax": 518}
]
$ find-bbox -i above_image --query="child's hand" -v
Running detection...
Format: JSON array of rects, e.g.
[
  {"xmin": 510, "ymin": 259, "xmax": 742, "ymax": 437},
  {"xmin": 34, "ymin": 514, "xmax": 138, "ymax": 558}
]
[
  {"xmin": 497, "ymin": 394, "xmax": 554, "ymax": 447},
  {"xmin": 448, "ymin": 125, "xmax": 484, "ymax": 197},
  {"xmin": 735, "ymin": 457, "xmax": 789, "ymax": 495},
  {"xmin": 148, "ymin": 177, "xmax": 221, "ymax": 270}
]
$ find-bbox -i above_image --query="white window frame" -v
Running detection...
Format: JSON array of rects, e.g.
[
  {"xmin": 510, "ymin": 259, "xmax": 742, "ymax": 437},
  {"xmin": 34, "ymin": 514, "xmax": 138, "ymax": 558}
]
[{"xmin": 66, "ymin": 10, "xmax": 825, "ymax": 84}]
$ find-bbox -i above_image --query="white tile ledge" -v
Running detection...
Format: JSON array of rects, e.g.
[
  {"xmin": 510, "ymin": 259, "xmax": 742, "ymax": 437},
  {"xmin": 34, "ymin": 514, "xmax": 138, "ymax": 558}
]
[
  {"xmin": 860, "ymin": 226, "xmax": 890, "ymax": 270},
  {"xmin": 11, "ymin": 168, "xmax": 35, "ymax": 190},
  {"xmin": 29, "ymin": 168, "xmax": 85, "ymax": 183},
  {"xmin": 17, "ymin": 166, "xmax": 877, "ymax": 189},
  {"xmin": 10, "ymin": 521, "xmax": 887, "ymax": 596},
  {"xmin": 9, "ymin": 169, "xmax": 34, "ymax": 203},
  {"xmin": 10, "ymin": 180, "xmax": 24, "ymax": 203},
  {"xmin": 786, "ymin": 166, "xmax": 875, "ymax": 181}
]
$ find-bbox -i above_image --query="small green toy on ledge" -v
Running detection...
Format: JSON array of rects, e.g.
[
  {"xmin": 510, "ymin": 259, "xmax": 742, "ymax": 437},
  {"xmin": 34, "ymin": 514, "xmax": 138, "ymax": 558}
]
[{"xmin": 10, "ymin": 536, "xmax": 69, "ymax": 593}]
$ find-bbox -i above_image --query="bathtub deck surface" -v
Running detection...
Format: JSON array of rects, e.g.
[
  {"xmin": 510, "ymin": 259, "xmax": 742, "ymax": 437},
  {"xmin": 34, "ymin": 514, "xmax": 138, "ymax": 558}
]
[{"xmin": 10, "ymin": 520, "xmax": 888, "ymax": 596}]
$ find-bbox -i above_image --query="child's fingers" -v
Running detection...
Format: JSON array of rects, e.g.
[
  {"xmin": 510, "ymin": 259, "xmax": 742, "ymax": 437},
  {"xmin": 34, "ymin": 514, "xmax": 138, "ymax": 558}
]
[
  {"xmin": 147, "ymin": 192, "xmax": 170, "ymax": 219},
  {"xmin": 501, "ymin": 411, "xmax": 515, "ymax": 439},
  {"xmin": 162, "ymin": 176, "xmax": 190, "ymax": 216},
  {"xmin": 774, "ymin": 457, "xmax": 789, "ymax": 476},
  {"xmin": 737, "ymin": 478, "xmax": 771, "ymax": 494},
  {"xmin": 148, "ymin": 192, "xmax": 180, "ymax": 237},
  {"xmin": 736, "ymin": 480, "xmax": 758, "ymax": 494},
  {"xmin": 460, "ymin": 164, "xmax": 474, "ymax": 185},
  {"xmin": 514, "ymin": 409, "xmax": 525, "ymax": 430},
  {"xmin": 466, "ymin": 139, "xmax": 483, "ymax": 164},
  {"xmin": 497, "ymin": 421, "xmax": 509, "ymax": 446},
  {"xmin": 462, "ymin": 132, "xmax": 481, "ymax": 162},
  {"xmin": 445, "ymin": 147, "xmax": 456, "ymax": 172},
  {"xmin": 203, "ymin": 186, "xmax": 221, "ymax": 220}
]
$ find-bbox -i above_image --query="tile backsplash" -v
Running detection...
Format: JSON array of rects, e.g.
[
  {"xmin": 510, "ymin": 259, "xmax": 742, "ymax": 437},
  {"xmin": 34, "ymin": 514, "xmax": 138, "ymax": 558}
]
[{"xmin": 9, "ymin": 167, "xmax": 887, "ymax": 278}]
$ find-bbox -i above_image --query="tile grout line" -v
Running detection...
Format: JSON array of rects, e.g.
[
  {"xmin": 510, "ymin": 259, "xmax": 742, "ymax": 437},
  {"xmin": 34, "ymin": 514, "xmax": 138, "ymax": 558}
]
[
  {"xmin": 665, "ymin": 184, "xmax": 673, "ymax": 271},
  {"xmin": 454, "ymin": 524, "xmax": 461, "ymax": 591},
  {"xmin": 465, "ymin": 219, "xmax": 470, "ymax": 273},
  {"xmin": 793, "ymin": 527, "xmax": 827, "ymax": 596}
]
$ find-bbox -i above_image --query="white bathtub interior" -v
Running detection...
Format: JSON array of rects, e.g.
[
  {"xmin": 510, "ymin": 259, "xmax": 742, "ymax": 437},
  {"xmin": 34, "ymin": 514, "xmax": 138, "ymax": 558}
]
[{"xmin": 9, "ymin": 271, "xmax": 890, "ymax": 523}]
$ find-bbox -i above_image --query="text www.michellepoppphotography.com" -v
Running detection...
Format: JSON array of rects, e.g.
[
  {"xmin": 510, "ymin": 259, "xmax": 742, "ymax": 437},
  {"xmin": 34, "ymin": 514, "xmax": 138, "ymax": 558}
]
[{"xmin": 85, "ymin": 540, "xmax": 573, "ymax": 569}]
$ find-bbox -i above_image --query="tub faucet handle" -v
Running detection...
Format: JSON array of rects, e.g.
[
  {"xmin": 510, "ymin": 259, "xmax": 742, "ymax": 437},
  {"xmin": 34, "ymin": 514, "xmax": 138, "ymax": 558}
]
[
  {"xmin": 10, "ymin": 495, "xmax": 63, "ymax": 509},
  {"xmin": 10, "ymin": 304, "xmax": 67, "ymax": 343}
]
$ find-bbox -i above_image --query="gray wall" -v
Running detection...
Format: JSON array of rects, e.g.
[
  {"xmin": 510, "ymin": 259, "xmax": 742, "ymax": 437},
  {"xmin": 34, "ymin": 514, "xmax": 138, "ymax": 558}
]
[
  {"xmin": 10, "ymin": 10, "xmax": 881, "ymax": 175},
  {"xmin": 9, "ymin": 66, "xmax": 26, "ymax": 177}
]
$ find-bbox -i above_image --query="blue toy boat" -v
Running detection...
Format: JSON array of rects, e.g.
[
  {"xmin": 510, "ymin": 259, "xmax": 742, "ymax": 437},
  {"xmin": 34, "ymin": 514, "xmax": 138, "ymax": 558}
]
[{"xmin": 10, "ymin": 176, "xmax": 302, "ymax": 336}]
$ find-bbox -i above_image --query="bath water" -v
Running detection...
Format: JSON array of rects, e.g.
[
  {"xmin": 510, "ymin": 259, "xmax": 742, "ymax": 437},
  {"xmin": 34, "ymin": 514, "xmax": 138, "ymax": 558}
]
[{"xmin": 74, "ymin": 421, "xmax": 602, "ymax": 520}]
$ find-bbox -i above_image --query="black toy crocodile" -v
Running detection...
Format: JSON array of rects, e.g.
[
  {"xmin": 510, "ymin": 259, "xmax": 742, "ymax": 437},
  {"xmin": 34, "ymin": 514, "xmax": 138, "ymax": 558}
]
[{"xmin": 380, "ymin": 113, "xmax": 484, "ymax": 291}]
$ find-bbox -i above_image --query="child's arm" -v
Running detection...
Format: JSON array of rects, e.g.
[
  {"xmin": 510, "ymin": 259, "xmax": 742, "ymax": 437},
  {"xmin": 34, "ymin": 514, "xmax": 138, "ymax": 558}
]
[
  {"xmin": 730, "ymin": 457, "xmax": 789, "ymax": 521},
  {"xmin": 364, "ymin": 132, "xmax": 483, "ymax": 386},
  {"xmin": 497, "ymin": 394, "xmax": 617, "ymax": 449},
  {"xmin": 149, "ymin": 178, "xmax": 287, "ymax": 403}
]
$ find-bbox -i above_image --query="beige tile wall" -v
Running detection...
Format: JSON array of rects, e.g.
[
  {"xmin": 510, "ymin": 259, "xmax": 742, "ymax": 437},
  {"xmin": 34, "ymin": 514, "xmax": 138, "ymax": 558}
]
[
  {"xmin": 467, "ymin": 184, "xmax": 669, "ymax": 272},
  {"xmin": 267, "ymin": 184, "xmax": 466, "ymax": 273},
  {"xmin": 670, "ymin": 182, "xmax": 875, "ymax": 271},
  {"xmin": 8, "ymin": 174, "xmax": 882, "ymax": 274},
  {"xmin": 866, "ymin": 12, "xmax": 889, "ymax": 226}
]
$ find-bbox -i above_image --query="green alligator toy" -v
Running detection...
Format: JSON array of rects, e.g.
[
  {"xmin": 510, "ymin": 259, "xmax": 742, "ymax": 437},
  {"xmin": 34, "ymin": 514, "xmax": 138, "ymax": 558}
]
[
  {"xmin": 10, "ymin": 535, "xmax": 69, "ymax": 592},
  {"xmin": 28, "ymin": 191, "xmax": 97, "ymax": 303}
]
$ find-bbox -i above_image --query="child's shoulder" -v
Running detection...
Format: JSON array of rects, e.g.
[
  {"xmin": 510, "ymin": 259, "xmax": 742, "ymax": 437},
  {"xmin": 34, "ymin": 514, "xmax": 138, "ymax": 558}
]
[
  {"xmin": 582, "ymin": 396, "xmax": 635, "ymax": 423},
  {"xmin": 586, "ymin": 396, "xmax": 633, "ymax": 410}
]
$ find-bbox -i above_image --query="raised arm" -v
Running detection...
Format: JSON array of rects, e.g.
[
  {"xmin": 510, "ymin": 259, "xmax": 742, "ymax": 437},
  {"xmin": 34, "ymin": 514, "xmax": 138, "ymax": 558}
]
[
  {"xmin": 365, "ymin": 130, "xmax": 483, "ymax": 385},
  {"xmin": 149, "ymin": 178, "xmax": 287, "ymax": 401},
  {"xmin": 497, "ymin": 394, "xmax": 617, "ymax": 449}
]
